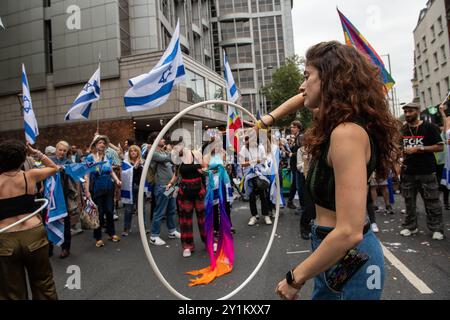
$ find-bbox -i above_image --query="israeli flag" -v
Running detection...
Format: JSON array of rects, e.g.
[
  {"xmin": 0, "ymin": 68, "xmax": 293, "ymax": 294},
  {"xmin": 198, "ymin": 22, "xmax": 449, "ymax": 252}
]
[
  {"xmin": 22, "ymin": 64, "xmax": 39, "ymax": 144},
  {"xmin": 44, "ymin": 173, "xmax": 68, "ymax": 246},
  {"xmin": 65, "ymin": 66, "xmax": 100, "ymax": 120},
  {"xmin": 124, "ymin": 21, "xmax": 185, "ymax": 112},
  {"xmin": 224, "ymin": 50, "xmax": 239, "ymax": 103}
]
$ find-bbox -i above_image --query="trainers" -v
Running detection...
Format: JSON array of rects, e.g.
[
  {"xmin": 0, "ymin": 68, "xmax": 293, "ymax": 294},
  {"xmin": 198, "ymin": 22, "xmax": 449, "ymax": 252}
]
[
  {"xmin": 248, "ymin": 216, "xmax": 257, "ymax": 226},
  {"xmin": 371, "ymin": 223, "xmax": 380, "ymax": 233},
  {"xmin": 168, "ymin": 231, "xmax": 181, "ymax": 239},
  {"xmin": 432, "ymin": 231, "xmax": 444, "ymax": 240},
  {"xmin": 149, "ymin": 236, "xmax": 166, "ymax": 245},
  {"xmin": 264, "ymin": 216, "xmax": 272, "ymax": 225},
  {"xmin": 400, "ymin": 209, "xmax": 406, "ymax": 214},
  {"xmin": 400, "ymin": 228, "xmax": 418, "ymax": 236},
  {"xmin": 183, "ymin": 249, "xmax": 191, "ymax": 257},
  {"xmin": 113, "ymin": 213, "xmax": 119, "ymax": 221}
]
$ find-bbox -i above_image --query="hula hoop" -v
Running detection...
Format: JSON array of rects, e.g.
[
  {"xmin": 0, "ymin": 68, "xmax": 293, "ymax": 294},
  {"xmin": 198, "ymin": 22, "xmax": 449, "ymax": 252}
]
[
  {"xmin": 0, "ymin": 198, "xmax": 49, "ymax": 233},
  {"xmin": 137, "ymin": 100, "xmax": 281, "ymax": 300}
]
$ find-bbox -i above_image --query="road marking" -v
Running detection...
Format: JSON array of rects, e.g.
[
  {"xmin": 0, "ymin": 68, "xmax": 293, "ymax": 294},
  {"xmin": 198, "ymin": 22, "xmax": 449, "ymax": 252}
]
[
  {"xmin": 381, "ymin": 244, "xmax": 433, "ymax": 294},
  {"xmin": 286, "ymin": 250, "xmax": 310, "ymax": 255}
]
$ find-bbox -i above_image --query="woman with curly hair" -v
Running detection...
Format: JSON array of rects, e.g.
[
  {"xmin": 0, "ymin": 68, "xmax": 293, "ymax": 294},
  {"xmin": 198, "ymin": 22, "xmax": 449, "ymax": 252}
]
[{"xmin": 258, "ymin": 41, "xmax": 400, "ymax": 300}]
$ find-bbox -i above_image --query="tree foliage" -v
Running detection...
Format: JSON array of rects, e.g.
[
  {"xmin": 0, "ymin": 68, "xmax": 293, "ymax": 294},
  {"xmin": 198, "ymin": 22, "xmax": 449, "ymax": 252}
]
[{"xmin": 262, "ymin": 55, "xmax": 312, "ymax": 128}]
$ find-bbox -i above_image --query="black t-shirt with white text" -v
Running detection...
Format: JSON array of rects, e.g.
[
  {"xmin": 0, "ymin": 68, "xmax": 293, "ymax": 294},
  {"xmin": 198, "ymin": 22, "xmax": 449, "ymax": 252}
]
[{"xmin": 401, "ymin": 121, "xmax": 443, "ymax": 175}]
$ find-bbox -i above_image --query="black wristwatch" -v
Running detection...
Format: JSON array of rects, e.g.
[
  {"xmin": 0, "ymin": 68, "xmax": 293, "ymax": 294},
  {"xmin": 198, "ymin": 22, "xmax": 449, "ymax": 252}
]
[{"xmin": 286, "ymin": 270, "xmax": 303, "ymax": 289}]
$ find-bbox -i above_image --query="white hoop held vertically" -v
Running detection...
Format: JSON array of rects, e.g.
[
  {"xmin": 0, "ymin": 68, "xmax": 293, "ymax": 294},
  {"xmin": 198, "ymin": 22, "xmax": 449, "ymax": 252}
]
[
  {"xmin": 0, "ymin": 198, "xmax": 49, "ymax": 233},
  {"xmin": 137, "ymin": 100, "xmax": 281, "ymax": 300}
]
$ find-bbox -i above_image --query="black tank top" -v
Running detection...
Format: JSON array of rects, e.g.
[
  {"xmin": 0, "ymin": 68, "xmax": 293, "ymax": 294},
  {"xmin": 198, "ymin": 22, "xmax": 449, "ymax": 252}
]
[
  {"xmin": 0, "ymin": 172, "xmax": 37, "ymax": 221},
  {"xmin": 306, "ymin": 122, "xmax": 377, "ymax": 212}
]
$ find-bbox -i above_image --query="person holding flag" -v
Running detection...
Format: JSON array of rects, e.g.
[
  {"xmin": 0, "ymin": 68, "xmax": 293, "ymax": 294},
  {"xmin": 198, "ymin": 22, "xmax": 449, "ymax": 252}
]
[
  {"xmin": 0, "ymin": 140, "xmax": 59, "ymax": 299},
  {"xmin": 124, "ymin": 21, "xmax": 185, "ymax": 112},
  {"xmin": 256, "ymin": 41, "xmax": 400, "ymax": 300},
  {"xmin": 22, "ymin": 64, "xmax": 39, "ymax": 145}
]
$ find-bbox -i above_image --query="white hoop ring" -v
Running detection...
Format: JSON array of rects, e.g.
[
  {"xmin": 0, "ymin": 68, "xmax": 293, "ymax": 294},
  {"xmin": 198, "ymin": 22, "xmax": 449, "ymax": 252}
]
[
  {"xmin": 0, "ymin": 198, "xmax": 49, "ymax": 233},
  {"xmin": 137, "ymin": 100, "xmax": 280, "ymax": 300}
]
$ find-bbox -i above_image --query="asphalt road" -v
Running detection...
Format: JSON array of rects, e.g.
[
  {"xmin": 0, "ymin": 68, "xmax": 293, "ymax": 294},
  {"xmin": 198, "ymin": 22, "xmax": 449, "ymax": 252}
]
[{"xmin": 49, "ymin": 194, "xmax": 450, "ymax": 300}]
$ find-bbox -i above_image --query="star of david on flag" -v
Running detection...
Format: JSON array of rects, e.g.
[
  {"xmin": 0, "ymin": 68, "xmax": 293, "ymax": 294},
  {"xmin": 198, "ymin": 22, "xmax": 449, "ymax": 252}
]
[
  {"xmin": 65, "ymin": 65, "xmax": 101, "ymax": 120},
  {"xmin": 22, "ymin": 64, "xmax": 39, "ymax": 144},
  {"xmin": 124, "ymin": 20, "xmax": 185, "ymax": 112}
]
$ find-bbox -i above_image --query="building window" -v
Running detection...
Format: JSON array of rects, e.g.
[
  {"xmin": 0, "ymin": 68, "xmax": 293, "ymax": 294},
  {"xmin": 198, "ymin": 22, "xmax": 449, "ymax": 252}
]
[
  {"xmin": 43, "ymin": 0, "xmax": 51, "ymax": 7},
  {"xmin": 436, "ymin": 82, "xmax": 441, "ymax": 101},
  {"xmin": 208, "ymin": 81, "xmax": 225, "ymax": 112},
  {"xmin": 445, "ymin": 77, "xmax": 450, "ymax": 93},
  {"xmin": 234, "ymin": 0, "xmax": 249, "ymax": 13},
  {"xmin": 433, "ymin": 52, "xmax": 439, "ymax": 69},
  {"xmin": 428, "ymin": 87, "xmax": 432, "ymax": 105},
  {"xmin": 425, "ymin": 60, "xmax": 430, "ymax": 75},
  {"xmin": 161, "ymin": 0, "xmax": 170, "ymax": 21},
  {"xmin": 430, "ymin": 25, "xmax": 435, "ymax": 41},
  {"xmin": 421, "ymin": 91, "xmax": 426, "ymax": 106},
  {"xmin": 422, "ymin": 36, "xmax": 427, "ymax": 52},
  {"xmin": 437, "ymin": 16, "xmax": 443, "ymax": 34},
  {"xmin": 119, "ymin": 0, "xmax": 131, "ymax": 56},
  {"xmin": 44, "ymin": 20, "xmax": 53, "ymax": 74},
  {"xmin": 441, "ymin": 45, "xmax": 447, "ymax": 64},
  {"xmin": 186, "ymin": 69, "xmax": 205, "ymax": 103},
  {"xmin": 418, "ymin": 65, "xmax": 423, "ymax": 80}
]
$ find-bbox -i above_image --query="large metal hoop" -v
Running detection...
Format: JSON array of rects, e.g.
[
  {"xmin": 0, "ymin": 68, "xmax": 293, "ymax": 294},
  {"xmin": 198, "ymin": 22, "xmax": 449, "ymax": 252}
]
[
  {"xmin": 0, "ymin": 198, "xmax": 49, "ymax": 233},
  {"xmin": 137, "ymin": 100, "xmax": 281, "ymax": 300}
]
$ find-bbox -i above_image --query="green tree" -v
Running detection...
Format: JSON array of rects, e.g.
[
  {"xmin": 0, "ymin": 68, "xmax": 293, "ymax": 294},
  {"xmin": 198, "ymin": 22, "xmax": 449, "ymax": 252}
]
[{"xmin": 262, "ymin": 55, "xmax": 312, "ymax": 128}]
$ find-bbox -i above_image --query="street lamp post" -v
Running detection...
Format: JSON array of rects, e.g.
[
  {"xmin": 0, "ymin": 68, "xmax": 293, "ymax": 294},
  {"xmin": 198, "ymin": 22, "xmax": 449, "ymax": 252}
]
[{"xmin": 380, "ymin": 54, "xmax": 397, "ymax": 117}]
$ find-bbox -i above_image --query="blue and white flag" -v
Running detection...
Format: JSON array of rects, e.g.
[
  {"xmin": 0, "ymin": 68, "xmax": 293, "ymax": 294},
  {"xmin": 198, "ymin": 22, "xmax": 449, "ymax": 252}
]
[
  {"xmin": 65, "ymin": 66, "xmax": 100, "ymax": 120},
  {"xmin": 44, "ymin": 173, "xmax": 68, "ymax": 246},
  {"xmin": 63, "ymin": 160, "xmax": 107, "ymax": 182},
  {"xmin": 124, "ymin": 21, "xmax": 185, "ymax": 112},
  {"xmin": 121, "ymin": 161, "xmax": 151, "ymax": 204},
  {"xmin": 224, "ymin": 50, "xmax": 239, "ymax": 103},
  {"xmin": 22, "ymin": 64, "xmax": 39, "ymax": 144}
]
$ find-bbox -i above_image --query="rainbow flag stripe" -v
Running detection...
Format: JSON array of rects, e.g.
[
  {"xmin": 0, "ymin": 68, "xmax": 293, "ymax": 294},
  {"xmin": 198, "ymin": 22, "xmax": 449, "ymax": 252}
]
[{"xmin": 337, "ymin": 9, "xmax": 395, "ymax": 90}]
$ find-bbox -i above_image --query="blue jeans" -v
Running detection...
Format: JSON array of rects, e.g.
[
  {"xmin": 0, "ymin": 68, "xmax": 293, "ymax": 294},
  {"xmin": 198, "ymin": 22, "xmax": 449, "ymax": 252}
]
[
  {"xmin": 123, "ymin": 186, "xmax": 148, "ymax": 231},
  {"xmin": 93, "ymin": 189, "xmax": 115, "ymax": 240},
  {"xmin": 150, "ymin": 184, "xmax": 177, "ymax": 238},
  {"xmin": 310, "ymin": 224, "xmax": 385, "ymax": 300}
]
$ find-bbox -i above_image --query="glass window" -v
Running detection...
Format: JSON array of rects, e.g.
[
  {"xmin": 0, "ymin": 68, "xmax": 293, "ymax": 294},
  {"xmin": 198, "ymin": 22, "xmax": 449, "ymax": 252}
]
[
  {"xmin": 441, "ymin": 45, "xmax": 447, "ymax": 62},
  {"xmin": 161, "ymin": 0, "xmax": 170, "ymax": 21},
  {"xmin": 219, "ymin": 1, "xmax": 234, "ymax": 15},
  {"xmin": 208, "ymin": 81, "xmax": 225, "ymax": 112},
  {"xmin": 238, "ymin": 45, "xmax": 253, "ymax": 64},
  {"xmin": 186, "ymin": 69, "xmax": 206, "ymax": 103},
  {"xmin": 221, "ymin": 21, "xmax": 235, "ymax": 41},
  {"xmin": 437, "ymin": 16, "xmax": 443, "ymax": 33},
  {"xmin": 234, "ymin": 0, "xmax": 249, "ymax": 13}
]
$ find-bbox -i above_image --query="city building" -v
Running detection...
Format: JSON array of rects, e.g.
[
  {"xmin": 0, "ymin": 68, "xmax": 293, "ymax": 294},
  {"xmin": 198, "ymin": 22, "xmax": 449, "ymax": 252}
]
[
  {"xmin": 0, "ymin": 0, "xmax": 295, "ymax": 149},
  {"xmin": 412, "ymin": 0, "xmax": 450, "ymax": 110},
  {"xmin": 211, "ymin": 0, "xmax": 295, "ymax": 118}
]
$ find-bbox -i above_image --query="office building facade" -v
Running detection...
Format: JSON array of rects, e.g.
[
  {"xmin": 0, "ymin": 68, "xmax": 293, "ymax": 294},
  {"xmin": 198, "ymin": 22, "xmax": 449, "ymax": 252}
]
[{"xmin": 413, "ymin": 0, "xmax": 450, "ymax": 110}]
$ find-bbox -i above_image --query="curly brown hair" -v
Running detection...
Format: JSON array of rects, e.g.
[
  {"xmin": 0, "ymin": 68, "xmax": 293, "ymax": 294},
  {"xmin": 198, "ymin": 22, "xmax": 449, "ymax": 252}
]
[{"xmin": 303, "ymin": 41, "xmax": 400, "ymax": 178}]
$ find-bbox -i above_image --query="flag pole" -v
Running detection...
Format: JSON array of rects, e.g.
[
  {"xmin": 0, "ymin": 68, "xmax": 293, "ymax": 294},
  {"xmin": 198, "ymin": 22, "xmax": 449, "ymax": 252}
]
[{"xmin": 96, "ymin": 54, "xmax": 101, "ymax": 134}]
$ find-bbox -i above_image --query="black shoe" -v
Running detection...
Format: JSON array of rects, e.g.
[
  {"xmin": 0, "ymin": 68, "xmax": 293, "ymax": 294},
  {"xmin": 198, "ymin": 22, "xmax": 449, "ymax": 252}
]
[
  {"xmin": 287, "ymin": 202, "xmax": 297, "ymax": 210},
  {"xmin": 231, "ymin": 227, "xmax": 236, "ymax": 234},
  {"xmin": 59, "ymin": 249, "xmax": 70, "ymax": 259},
  {"xmin": 386, "ymin": 206, "xmax": 394, "ymax": 215}
]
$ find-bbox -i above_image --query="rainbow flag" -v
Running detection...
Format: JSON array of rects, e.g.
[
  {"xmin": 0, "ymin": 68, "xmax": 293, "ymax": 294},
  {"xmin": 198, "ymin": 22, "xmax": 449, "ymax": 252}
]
[{"xmin": 337, "ymin": 9, "xmax": 395, "ymax": 90}]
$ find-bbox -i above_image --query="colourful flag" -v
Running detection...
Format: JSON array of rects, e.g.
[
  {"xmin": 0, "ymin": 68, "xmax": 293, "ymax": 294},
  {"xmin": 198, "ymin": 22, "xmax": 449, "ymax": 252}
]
[{"xmin": 337, "ymin": 9, "xmax": 395, "ymax": 90}]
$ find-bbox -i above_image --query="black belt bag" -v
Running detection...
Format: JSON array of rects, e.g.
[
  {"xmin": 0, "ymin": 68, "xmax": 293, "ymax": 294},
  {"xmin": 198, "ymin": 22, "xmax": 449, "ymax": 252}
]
[{"xmin": 315, "ymin": 223, "xmax": 370, "ymax": 240}]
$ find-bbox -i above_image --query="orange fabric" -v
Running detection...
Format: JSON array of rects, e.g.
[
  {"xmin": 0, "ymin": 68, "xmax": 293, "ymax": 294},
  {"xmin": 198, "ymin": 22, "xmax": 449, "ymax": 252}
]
[{"xmin": 185, "ymin": 250, "xmax": 233, "ymax": 287}]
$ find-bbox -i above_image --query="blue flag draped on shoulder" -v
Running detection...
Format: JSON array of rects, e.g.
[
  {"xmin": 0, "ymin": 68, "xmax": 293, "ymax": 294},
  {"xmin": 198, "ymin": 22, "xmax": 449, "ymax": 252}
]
[
  {"xmin": 44, "ymin": 173, "xmax": 68, "ymax": 246},
  {"xmin": 65, "ymin": 65, "xmax": 100, "ymax": 120},
  {"xmin": 124, "ymin": 21, "xmax": 185, "ymax": 112},
  {"xmin": 22, "ymin": 64, "xmax": 39, "ymax": 144}
]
